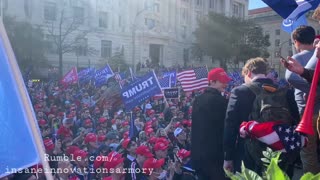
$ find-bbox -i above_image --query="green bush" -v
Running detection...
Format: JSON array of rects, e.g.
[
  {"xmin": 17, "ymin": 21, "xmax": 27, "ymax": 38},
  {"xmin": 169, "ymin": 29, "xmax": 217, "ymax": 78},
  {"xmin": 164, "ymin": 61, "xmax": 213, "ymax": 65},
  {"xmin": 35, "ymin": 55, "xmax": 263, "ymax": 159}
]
[{"xmin": 225, "ymin": 148, "xmax": 320, "ymax": 180}]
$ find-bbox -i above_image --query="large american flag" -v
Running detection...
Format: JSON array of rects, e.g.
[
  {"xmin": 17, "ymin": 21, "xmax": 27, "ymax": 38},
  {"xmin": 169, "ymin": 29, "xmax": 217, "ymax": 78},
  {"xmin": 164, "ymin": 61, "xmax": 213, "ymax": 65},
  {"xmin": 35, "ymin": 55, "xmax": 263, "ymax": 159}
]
[
  {"xmin": 239, "ymin": 121, "xmax": 307, "ymax": 152},
  {"xmin": 177, "ymin": 67, "xmax": 208, "ymax": 92}
]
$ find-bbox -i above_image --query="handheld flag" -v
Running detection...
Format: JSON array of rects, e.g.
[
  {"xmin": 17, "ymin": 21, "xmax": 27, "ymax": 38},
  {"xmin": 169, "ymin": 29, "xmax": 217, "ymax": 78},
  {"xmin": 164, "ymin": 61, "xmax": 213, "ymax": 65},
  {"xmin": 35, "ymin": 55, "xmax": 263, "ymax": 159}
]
[
  {"xmin": 177, "ymin": 67, "xmax": 208, "ymax": 92},
  {"xmin": 60, "ymin": 67, "xmax": 78, "ymax": 87},
  {"xmin": 121, "ymin": 71, "xmax": 161, "ymax": 111},
  {"xmin": 78, "ymin": 67, "xmax": 95, "ymax": 84},
  {"xmin": 129, "ymin": 112, "xmax": 139, "ymax": 139},
  {"xmin": 0, "ymin": 21, "xmax": 52, "ymax": 179},
  {"xmin": 95, "ymin": 64, "xmax": 114, "ymax": 87}
]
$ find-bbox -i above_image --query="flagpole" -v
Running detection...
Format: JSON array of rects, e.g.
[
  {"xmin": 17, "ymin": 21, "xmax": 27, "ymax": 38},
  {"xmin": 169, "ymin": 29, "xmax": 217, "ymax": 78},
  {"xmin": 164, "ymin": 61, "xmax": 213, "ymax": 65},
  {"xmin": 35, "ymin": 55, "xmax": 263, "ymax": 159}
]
[{"xmin": 0, "ymin": 21, "xmax": 53, "ymax": 180}]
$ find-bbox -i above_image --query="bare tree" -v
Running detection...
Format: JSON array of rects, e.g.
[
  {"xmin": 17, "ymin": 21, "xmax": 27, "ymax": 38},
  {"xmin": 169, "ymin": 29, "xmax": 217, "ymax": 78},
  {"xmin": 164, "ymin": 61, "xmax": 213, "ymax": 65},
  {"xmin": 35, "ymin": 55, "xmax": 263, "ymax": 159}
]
[{"xmin": 44, "ymin": 2, "xmax": 96, "ymax": 77}]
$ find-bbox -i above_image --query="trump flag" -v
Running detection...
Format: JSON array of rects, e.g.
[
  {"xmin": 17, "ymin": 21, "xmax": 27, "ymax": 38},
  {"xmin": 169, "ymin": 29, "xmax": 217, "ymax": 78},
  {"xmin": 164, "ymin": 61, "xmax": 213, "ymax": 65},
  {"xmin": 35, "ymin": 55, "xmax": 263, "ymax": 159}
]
[
  {"xmin": 0, "ymin": 21, "xmax": 49, "ymax": 178},
  {"xmin": 121, "ymin": 71, "xmax": 161, "ymax": 111},
  {"xmin": 60, "ymin": 67, "xmax": 78, "ymax": 87}
]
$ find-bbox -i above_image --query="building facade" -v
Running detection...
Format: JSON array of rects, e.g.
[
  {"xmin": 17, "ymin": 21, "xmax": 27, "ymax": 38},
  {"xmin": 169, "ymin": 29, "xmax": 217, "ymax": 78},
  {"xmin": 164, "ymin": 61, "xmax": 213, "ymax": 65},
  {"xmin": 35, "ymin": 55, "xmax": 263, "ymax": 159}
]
[
  {"xmin": 3, "ymin": 0, "xmax": 248, "ymax": 73},
  {"xmin": 248, "ymin": 7, "xmax": 320, "ymax": 77}
]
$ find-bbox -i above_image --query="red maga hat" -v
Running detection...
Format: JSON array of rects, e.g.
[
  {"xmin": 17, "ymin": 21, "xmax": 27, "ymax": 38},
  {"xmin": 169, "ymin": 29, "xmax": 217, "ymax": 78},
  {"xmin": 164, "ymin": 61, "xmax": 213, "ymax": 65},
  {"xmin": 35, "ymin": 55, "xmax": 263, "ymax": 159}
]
[{"xmin": 208, "ymin": 68, "xmax": 231, "ymax": 83}]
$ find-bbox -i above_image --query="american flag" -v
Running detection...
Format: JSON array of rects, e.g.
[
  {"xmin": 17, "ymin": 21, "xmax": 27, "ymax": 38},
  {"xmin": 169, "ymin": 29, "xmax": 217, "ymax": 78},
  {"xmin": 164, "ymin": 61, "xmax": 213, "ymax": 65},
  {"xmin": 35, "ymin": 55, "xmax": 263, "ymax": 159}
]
[
  {"xmin": 158, "ymin": 76, "xmax": 171, "ymax": 89},
  {"xmin": 240, "ymin": 121, "xmax": 307, "ymax": 152},
  {"xmin": 153, "ymin": 76, "xmax": 172, "ymax": 98},
  {"xmin": 177, "ymin": 67, "xmax": 208, "ymax": 92},
  {"xmin": 114, "ymin": 72, "xmax": 126, "ymax": 88}
]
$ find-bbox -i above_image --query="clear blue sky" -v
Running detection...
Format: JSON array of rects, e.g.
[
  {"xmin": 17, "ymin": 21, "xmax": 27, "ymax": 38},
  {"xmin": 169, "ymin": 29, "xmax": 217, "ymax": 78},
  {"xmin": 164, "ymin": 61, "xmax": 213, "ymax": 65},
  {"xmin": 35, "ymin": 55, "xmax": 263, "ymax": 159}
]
[{"xmin": 249, "ymin": 0, "xmax": 267, "ymax": 10}]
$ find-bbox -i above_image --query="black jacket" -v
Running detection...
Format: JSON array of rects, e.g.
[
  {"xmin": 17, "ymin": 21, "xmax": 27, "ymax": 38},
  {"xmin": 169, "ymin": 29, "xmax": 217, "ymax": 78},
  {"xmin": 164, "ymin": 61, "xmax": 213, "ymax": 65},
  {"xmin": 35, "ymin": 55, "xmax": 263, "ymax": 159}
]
[
  {"xmin": 301, "ymin": 68, "xmax": 319, "ymax": 86},
  {"xmin": 191, "ymin": 87, "xmax": 227, "ymax": 170},
  {"xmin": 223, "ymin": 78, "xmax": 299, "ymax": 161}
]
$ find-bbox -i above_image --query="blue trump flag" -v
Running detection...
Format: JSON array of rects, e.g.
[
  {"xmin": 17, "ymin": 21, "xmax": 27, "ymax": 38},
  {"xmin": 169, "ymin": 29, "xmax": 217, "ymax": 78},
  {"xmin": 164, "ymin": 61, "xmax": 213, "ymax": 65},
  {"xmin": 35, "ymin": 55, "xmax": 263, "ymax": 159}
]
[
  {"xmin": 121, "ymin": 71, "xmax": 161, "ymax": 111},
  {"xmin": 78, "ymin": 67, "xmax": 95, "ymax": 84},
  {"xmin": 95, "ymin": 64, "xmax": 114, "ymax": 87},
  {"xmin": 262, "ymin": 0, "xmax": 298, "ymax": 19},
  {"xmin": 282, "ymin": 0, "xmax": 320, "ymax": 33},
  {"xmin": 0, "ymin": 21, "xmax": 48, "ymax": 178}
]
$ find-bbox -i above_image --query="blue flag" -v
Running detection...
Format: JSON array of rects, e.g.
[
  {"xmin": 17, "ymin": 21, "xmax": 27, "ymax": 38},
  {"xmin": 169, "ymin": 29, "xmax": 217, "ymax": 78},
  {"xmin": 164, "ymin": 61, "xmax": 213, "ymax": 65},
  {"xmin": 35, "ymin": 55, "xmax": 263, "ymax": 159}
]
[
  {"xmin": 78, "ymin": 67, "xmax": 95, "ymax": 84},
  {"xmin": 0, "ymin": 22, "xmax": 41, "ymax": 177},
  {"xmin": 95, "ymin": 64, "xmax": 114, "ymax": 87},
  {"xmin": 282, "ymin": 0, "xmax": 320, "ymax": 33},
  {"xmin": 129, "ymin": 113, "xmax": 139, "ymax": 139},
  {"xmin": 282, "ymin": 14, "xmax": 308, "ymax": 33},
  {"xmin": 121, "ymin": 71, "xmax": 161, "ymax": 111},
  {"xmin": 262, "ymin": 0, "xmax": 298, "ymax": 19}
]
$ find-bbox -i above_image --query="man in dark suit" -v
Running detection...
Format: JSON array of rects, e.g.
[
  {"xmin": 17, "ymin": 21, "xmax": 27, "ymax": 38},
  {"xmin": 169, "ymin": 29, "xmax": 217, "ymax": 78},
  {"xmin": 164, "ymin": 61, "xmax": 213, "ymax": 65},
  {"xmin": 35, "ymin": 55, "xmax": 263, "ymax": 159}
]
[
  {"xmin": 192, "ymin": 68, "xmax": 231, "ymax": 180},
  {"xmin": 223, "ymin": 57, "xmax": 298, "ymax": 176}
]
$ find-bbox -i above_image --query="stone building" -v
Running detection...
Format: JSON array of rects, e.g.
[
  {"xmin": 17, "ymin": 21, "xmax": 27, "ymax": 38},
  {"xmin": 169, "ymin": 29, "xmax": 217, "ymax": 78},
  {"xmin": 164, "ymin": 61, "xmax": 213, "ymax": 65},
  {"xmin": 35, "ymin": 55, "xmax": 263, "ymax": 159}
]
[{"xmin": 2, "ymin": 0, "xmax": 248, "ymax": 74}]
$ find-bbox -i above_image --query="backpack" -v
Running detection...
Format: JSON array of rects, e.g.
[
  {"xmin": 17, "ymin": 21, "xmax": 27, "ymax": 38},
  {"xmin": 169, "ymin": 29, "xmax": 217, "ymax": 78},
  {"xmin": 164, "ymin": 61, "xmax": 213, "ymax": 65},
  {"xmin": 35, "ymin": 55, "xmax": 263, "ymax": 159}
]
[{"xmin": 244, "ymin": 82, "xmax": 295, "ymax": 168}]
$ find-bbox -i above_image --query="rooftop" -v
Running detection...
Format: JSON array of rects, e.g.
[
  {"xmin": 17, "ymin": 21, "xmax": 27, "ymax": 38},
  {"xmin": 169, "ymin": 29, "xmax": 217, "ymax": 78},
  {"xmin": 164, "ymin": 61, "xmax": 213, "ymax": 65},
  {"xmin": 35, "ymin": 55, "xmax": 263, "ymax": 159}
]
[{"xmin": 248, "ymin": 7, "xmax": 273, "ymax": 15}]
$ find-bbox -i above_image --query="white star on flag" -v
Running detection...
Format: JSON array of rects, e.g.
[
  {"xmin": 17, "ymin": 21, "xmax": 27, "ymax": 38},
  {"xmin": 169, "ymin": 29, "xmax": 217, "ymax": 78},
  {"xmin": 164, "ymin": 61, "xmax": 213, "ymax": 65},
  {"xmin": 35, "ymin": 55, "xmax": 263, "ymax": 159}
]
[
  {"xmin": 290, "ymin": 145, "xmax": 295, "ymax": 150},
  {"xmin": 286, "ymin": 128, "xmax": 290, "ymax": 133},
  {"xmin": 285, "ymin": 137, "xmax": 289, "ymax": 142}
]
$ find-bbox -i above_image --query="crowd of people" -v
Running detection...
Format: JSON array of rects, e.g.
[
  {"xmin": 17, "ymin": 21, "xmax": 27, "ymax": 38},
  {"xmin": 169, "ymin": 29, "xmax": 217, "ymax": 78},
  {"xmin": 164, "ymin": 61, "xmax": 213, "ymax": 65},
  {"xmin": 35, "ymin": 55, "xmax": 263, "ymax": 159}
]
[
  {"xmin": 4, "ymin": 71, "xmax": 199, "ymax": 180},
  {"xmin": 1, "ymin": 24, "xmax": 320, "ymax": 180}
]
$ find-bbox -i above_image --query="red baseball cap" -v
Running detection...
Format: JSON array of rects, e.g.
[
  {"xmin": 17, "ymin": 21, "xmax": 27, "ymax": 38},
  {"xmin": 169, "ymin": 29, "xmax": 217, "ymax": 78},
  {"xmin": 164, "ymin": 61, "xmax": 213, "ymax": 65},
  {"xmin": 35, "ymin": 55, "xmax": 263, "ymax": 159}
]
[
  {"xmin": 146, "ymin": 121, "xmax": 152, "ymax": 126},
  {"xmin": 148, "ymin": 137, "xmax": 158, "ymax": 144},
  {"xmin": 176, "ymin": 149, "xmax": 191, "ymax": 160},
  {"xmin": 99, "ymin": 117, "xmax": 107, "ymax": 123},
  {"xmin": 208, "ymin": 68, "xmax": 231, "ymax": 83},
  {"xmin": 182, "ymin": 120, "xmax": 192, "ymax": 127},
  {"xmin": 98, "ymin": 135, "xmax": 106, "ymax": 142},
  {"xmin": 104, "ymin": 152, "xmax": 124, "ymax": 170},
  {"xmin": 174, "ymin": 122, "xmax": 182, "ymax": 128},
  {"xmin": 123, "ymin": 131, "xmax": 129, "ymax": 139},
  {"xmin": 122, "ymin": 138, "xmax": 131, "ymax": 149},
  {"xmin": 38, "ymin": 119, "xmax": 47, "ymax": 126},
  {"xmin": 154, "ymin": 142, "xmax": 168, "ymax": 151},
  {"xmin": 93, "ymin": 155, "xmax": 107, "ymax": 169},
  {"xmin": 84, "ymin": 119, "xmax": 92, "ymax": 126},
  {"xmin": 145, "ymin": 128, "xmax": 154, "ymax": 136},
  {"xmin": 66, "ymin": 146, "xmax": 80, "ymax": 156},
  {"xmin": 43, "ymin": 138, "xmax": 54, "ymax": 151},
  {"xmin": 85, "ymin": 133, "xmax": 97, "ymax": 143},
  {"xmin": 136, "ymin": 145, "xmax": 153, "ymax": 158},
  {"xmin": 145, "ymin": 125, "xmax": 152, "ymax": 131},
  {"xmin": 122, "ymin": 121, "xmax": 129, "ymax": 127},
  {"xmin": 143, "ymin": 158, "xmax": 165, "ymax": 175},
  {"xmin": 156, "ymin": 138, "xmax": 169, "ymax": 145},
  {"xmin": 73, "ymin": 150, "xmax": 88, "ymax": 159}
]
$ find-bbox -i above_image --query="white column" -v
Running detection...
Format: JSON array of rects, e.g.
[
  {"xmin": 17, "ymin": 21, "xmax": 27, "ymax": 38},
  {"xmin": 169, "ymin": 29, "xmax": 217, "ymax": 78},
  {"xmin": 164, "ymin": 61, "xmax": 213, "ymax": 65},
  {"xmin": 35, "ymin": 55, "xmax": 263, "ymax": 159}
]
[{"xmin": 225, "ymin": 0, "xmax": 231, "ymax": 16}]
